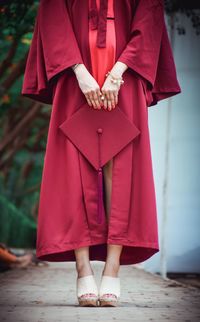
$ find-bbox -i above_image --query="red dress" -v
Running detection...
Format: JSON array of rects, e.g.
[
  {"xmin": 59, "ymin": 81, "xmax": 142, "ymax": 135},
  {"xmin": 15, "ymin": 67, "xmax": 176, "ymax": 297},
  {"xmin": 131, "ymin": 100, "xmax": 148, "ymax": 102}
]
[{"xmin": 89, "ymin": 0, "xmax": 116, "ymax": 88}]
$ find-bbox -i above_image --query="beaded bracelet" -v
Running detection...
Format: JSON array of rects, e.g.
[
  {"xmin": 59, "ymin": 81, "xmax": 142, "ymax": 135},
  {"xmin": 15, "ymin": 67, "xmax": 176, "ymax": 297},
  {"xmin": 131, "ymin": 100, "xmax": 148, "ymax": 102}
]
[{"xmin": 105, "ymin": 71, "xmax": 124, "ymax": 86}]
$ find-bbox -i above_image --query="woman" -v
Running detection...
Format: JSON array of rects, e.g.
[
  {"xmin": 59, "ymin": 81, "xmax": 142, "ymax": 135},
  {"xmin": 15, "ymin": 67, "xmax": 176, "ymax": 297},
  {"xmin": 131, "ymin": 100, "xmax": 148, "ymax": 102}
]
[{"xmin": 21, "ymin": 0, "xmax": 181, "ymax": 307}]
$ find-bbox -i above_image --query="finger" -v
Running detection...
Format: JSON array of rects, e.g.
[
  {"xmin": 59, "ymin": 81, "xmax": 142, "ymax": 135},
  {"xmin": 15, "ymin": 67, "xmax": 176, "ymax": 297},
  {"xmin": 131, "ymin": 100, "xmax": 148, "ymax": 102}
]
[
  {"xmin": 91, "ymin": 99, "xmax": 97, "ymax": 109},
  {"xmin": 89, "ymin": 96, "xmax": 96, "ymax": 109},
  {"xmin": 107, "ymin": 99, "xmax": 112, "ymax": 111},
  {"xmin": 101, "ymin": 89, "xmax": 106, "ymax": 99},
  {"xmin": 88, "ymin": 91, "xmax": 97, "ymax": 109},
  {"xmin": 110, "ymin": 91, "xmax": 116, "ymax": 109},
  {"xmin": 103, "ymin": 98, "xmax": 108, "ymax": 110},
  {"xmin": 86, "ymin": 97, "xmax": 92, "ymax": 107},
  {"xmin": 92, "ymin": 90, "xmax": 100, "ymax": 109},
  {"xmin": 113, "ymin": 91, "xmax": 118, "ymax": 106},
  {"xmin": 97, "ymin": 88, "xmax": 103, "ymax": 107},
  {"xmin": 92, "ymin": 89, "xmax": 99, "ymax": 108},
  {"xmin": 85, "ymin": 93, "xmax": 92, "ymax": 107},
  {"xmin": 95, "ymin": 89, "xmax": 102, "ymax": 109},
  {"xmin": 97, "ymin": 88, "xmax": 102, "ymax": 97},
  {"xmin": 105, "ymin": 90, "xmax": 111, "ymax": 101},
  {"xmin": 101, "ymin": 89, "xmax": 106, "ymax": 109}
]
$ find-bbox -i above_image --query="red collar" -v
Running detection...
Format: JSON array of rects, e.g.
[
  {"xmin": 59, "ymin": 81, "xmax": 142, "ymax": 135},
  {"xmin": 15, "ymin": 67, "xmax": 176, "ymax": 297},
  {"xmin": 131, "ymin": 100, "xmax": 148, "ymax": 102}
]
[{"xmin": 89, "ymin": 0, "xmax": 108, "ymax": 48}]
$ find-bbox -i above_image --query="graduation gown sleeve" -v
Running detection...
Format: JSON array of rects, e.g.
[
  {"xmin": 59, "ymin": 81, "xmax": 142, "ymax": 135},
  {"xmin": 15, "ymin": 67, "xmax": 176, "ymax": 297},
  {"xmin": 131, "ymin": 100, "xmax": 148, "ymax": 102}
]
[
  {"xmin": 21, "ymin": 0, "xmax": 84, "ymax": 105},
  {"xmin": 117, "ymin": 0, "xmax": 181, "ymax": 106}
]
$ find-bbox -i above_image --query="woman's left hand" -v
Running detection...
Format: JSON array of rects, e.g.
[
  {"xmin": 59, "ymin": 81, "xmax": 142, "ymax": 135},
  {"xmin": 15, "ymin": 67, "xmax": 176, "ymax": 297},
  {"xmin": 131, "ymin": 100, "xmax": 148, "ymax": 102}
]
[
  {"xmin": 100, "ymin": 61, "xmax": 128, "ymax": 111},
  {"xmin": 101, "ymin": 75, "xmax": 119, "ymax": 111}
]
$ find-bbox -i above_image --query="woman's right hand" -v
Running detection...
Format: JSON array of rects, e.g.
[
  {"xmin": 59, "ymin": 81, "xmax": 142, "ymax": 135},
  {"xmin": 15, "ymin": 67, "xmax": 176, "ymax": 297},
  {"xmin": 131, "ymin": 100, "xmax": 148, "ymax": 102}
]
[{"xmin": 73, "ymin": 63, "xmax": 103, "ymax": 109}]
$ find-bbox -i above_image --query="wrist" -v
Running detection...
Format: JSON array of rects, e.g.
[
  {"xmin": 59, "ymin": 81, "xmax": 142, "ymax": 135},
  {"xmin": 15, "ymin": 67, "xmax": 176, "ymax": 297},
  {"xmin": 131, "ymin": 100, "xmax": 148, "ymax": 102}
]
[
  {"xmin": 105, "ymin": 71, "xmax": 124, "ymax": 86},
  {"xmin": 110, "ymin": 61, "xmax": 128, "ymax": 78},
  {"xmin": 72, "ymin": 63, "xmax": 85, "ymax": 75}
]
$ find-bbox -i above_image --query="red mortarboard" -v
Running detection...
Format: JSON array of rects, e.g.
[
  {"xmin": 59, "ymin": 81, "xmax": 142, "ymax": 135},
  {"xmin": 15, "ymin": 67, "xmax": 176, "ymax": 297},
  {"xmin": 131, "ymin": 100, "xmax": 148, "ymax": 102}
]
[{"xmin": 59, "ymin": 102, "xmax": 140, "ymax": 224}]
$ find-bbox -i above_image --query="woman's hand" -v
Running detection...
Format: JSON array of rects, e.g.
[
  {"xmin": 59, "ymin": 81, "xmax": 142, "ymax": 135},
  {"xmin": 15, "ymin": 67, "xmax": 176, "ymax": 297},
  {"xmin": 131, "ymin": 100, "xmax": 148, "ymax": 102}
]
[
  {"xmin": 101, "ymin": 76, "xmax": 119, "ymax": 111},
  {"xmin": 73, "ymin": 64, "xmax": 103, "ymax": 109},
  {"xmin": 101, "ymin": 61, "xmax": 128, "ymax": 111}
]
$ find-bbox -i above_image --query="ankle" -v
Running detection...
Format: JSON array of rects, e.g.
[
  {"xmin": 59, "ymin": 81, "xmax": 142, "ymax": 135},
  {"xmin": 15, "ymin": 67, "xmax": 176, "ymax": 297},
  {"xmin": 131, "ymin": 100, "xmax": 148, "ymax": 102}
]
[
  {"xmin": 76, "ymin": 262, "xmax": 93, "ymax": 278},
  {"xmin": 102, "ymin": 261, "xmax": 120, "ymax": 277}
]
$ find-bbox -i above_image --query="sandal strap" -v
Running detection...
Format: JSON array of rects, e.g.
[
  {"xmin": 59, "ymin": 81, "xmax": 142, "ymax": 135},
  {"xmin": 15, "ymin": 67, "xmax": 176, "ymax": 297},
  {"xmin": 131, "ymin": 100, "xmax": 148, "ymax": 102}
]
[
  {"xmin": 99, "ymin": 276, "xmax": 120, "ymax": 298},
  {"xmin": 76, "ymin": 275, "xmax": 98, "ymax": 298},
  {"xmin": 78, "ymin": 293, "xmax": 98, "ymax": 301}
]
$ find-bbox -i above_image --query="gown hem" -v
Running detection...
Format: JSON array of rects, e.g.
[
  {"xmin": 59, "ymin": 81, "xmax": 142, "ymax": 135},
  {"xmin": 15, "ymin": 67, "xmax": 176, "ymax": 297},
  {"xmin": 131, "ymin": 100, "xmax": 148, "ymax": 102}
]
[{"xmin": 36, "ymin": 238, "xmax": 159, "ymax": 265}]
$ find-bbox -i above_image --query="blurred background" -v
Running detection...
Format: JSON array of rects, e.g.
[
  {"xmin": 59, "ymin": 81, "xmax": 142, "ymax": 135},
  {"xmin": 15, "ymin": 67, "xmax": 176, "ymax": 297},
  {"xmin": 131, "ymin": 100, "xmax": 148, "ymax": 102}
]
[{"xmin": 0, "ymin": 1, "xmax": 200, "ymax": 281}]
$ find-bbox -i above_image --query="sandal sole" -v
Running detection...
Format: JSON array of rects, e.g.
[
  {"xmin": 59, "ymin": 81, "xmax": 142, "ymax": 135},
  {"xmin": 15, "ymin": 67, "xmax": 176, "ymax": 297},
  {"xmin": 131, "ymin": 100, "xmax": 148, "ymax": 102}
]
[
  {"xmin": 78, "ymin": 299, "xmax": 98, "ymax": 307},
  {"xmin": 99, "ymin": 300, "xmax": 118, "ymax": 307}
]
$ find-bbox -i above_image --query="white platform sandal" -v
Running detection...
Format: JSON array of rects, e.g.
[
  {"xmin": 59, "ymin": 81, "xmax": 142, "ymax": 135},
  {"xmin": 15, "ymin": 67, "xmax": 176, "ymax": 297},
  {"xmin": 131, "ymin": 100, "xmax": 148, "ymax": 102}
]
[
  {"xmin": 76, "ymin": 275, "xmax": 99, "ymax": 307},
  {"xmin": 99, "ymin": 275, "xmax": 120, "ymax": 307}
]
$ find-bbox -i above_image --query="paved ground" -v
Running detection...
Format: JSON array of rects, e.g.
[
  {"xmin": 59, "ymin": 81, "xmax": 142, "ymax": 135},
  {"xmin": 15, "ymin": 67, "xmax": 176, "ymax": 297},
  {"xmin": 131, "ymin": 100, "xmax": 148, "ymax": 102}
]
[{"xmin": 0, "ymin": 261, "xmax": 200, "ymax": 322}]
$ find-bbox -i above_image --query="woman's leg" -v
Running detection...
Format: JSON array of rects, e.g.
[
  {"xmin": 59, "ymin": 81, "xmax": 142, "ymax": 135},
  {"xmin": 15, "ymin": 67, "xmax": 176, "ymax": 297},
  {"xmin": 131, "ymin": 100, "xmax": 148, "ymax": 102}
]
[
  {"xmin": 102, "ymin": 244, "xmax": 123, "ymax": 277},
  {"xmin": 103, "ymin": 159, "xmax": 123, "ymax": 277},
  {"xmin": 103, "ymin": 159, "xmax": 113, "ymax": 217},
  {"xmin": 74, "ymin": 246, "xmax": 94, "ymax": 278}
]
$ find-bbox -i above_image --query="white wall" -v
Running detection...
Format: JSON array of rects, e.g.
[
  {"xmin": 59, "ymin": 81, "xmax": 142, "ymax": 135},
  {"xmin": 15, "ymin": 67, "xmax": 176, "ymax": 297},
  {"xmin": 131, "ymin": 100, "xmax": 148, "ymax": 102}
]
[{"xmin": 143, "ymin": 13, "xmax": 200, "ymax": 274}]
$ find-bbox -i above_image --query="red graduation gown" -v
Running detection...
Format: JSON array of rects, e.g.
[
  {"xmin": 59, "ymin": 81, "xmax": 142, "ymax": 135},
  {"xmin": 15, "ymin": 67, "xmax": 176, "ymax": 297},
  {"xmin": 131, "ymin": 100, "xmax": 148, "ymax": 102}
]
[{"xmin": 21, "ymin": 0, "xmax": 181, "ymax": 264}]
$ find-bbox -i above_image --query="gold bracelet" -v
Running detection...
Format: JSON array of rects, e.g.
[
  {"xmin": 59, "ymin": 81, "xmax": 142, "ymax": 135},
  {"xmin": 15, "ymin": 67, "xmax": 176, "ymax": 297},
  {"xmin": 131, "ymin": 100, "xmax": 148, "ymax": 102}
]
[{"xmin": 105, "ymin": 71, "xmax": 124, "ymax": 86}]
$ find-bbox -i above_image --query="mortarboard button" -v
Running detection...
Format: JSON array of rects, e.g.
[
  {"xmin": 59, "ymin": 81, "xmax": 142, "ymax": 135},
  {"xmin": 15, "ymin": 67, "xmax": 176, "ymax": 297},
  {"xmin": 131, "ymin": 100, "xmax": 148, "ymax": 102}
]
[{"xmin": 97, "ymin": 128, "xmax": 103, "ymax": 134}]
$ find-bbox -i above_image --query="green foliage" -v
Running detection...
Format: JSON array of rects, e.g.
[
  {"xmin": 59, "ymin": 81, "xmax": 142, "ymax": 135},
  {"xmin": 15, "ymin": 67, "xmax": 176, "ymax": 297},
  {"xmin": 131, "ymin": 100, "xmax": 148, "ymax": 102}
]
[
  {"xmin": 0, "ymin": 194, "xmax": 36, "ymax": 248},
  {"xmin": 0, "ymin": 0, "xmax": 45, "ymax": 248},
  {"xmin": 0, "ymin": 0, "xmax": 38, "ymax": 38},
  {"xmin": 164, "ymin": 0, "xmax": 200, "ymax": 35}
]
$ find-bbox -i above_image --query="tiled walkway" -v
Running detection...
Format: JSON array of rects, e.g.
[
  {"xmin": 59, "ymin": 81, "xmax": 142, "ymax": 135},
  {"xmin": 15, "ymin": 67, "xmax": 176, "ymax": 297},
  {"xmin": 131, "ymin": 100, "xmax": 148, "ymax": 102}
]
[{"xmin": 0, "ymin": 261, "xmax": 200, "ymax": 321}]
